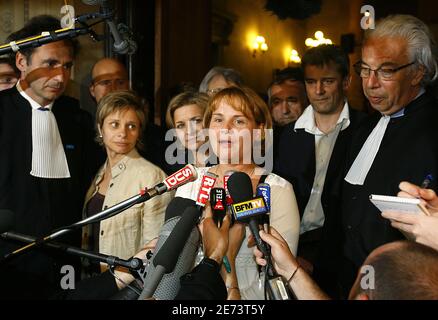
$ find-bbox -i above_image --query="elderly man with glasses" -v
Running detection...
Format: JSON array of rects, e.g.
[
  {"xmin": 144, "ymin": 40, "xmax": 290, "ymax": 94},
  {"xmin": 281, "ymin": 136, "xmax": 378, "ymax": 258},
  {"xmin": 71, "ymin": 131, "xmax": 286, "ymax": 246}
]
[{"xmin": 339, "ymin": 14, "xmax": 438, "ymax": 298}]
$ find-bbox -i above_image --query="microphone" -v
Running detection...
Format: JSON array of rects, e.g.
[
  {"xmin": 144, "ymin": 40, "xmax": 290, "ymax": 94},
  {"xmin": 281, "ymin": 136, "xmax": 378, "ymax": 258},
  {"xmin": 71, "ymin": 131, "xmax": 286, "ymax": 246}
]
[
  {"xmin": 0, "ymin": 210, "xmax": 14, "ymax": 233},
  {"xmin": 223, "ymin": 170, "xmax": 235, "ymax": 206},
  {"xmin": 210, "ymin": 188, "xmax": 226, "ymax": 227},
  {"xmin": 138, "ymin": 198, "xmax": 200, "ymax": 300},
  {"xmin": 227, "ymin": 172, "xmax": 270, "ymax": 258},
  {"xmin": 1, "ymin": 165, "xmax": 197, "ymax": 263},
  {"xmin": 110, "ymin": 197, "xmax": 196, "ymax": 300},
  {"xmin": 256, "ymin": 183, "xmax": 271, "ymax": 230},
  {"xmin": 137, "ymin": 171, "xmax": 217, "ymax": 300},
  {"xmin": 82, "ymin": 0, "xmax": 137, "ymax": 54},
  {"xmin": 228, "ymin": 172, "xmax": 291, "ymax": 300},
  {"xmin": 196, "ymin": 171, "xmax": 218, "ymax": 208}
]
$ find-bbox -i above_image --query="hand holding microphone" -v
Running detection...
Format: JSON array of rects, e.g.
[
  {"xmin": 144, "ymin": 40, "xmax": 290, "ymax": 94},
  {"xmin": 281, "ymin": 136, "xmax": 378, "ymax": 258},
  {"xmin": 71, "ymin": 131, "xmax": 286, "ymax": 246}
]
[
  {"xmin": 253, "ymin": 227, "xmax": 300, "ymax": 282},
  {"xmin": 227, "ymin": 172, "xmax": 271, "ymax": 259},
  {"xmin": 227, "ymin": 171, "xmax": 292, "ymax": 300},
  {"xmin": 198, "ymin": 204, "xmax": 231, "ymax": 264}
]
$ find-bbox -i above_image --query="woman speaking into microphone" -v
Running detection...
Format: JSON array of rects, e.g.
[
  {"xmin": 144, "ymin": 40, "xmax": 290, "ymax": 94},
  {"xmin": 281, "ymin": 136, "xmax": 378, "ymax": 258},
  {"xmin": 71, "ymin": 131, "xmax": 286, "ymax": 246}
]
[{"xmin": 175, "ymin": 86, "xmax": 300, "ymax": 299}]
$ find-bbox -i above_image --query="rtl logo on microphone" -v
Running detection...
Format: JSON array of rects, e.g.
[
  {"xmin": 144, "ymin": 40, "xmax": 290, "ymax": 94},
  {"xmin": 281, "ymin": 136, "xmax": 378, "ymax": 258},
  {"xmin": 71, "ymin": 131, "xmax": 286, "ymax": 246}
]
[
  {"xmin": 196, "ymin": 172, "xmax": 218, "ymax": 207},
  {"xmin": 164, "ymin": 165, "xmax": 196, "ymax": 190},
  {"xmin": 223, "ymin": 174, "xmax": 234, "ymax": 205},
  {"xmin": 231, "ymin": 197, "xmax": 268, "ymax": 221}
]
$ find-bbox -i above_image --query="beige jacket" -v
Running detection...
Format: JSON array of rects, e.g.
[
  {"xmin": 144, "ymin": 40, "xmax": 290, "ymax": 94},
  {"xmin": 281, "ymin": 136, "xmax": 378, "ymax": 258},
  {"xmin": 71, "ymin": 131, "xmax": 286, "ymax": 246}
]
[{"xmin": 83, "ymin": 149, "xmax": 173, "ymax": 260}]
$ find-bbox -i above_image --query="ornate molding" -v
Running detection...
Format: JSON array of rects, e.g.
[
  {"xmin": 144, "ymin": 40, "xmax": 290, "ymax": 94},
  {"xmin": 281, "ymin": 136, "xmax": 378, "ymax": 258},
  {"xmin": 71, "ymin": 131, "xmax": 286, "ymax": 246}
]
[{"xmin": 0, "ymin": 9, "xmax": 13, "ymax": 34}]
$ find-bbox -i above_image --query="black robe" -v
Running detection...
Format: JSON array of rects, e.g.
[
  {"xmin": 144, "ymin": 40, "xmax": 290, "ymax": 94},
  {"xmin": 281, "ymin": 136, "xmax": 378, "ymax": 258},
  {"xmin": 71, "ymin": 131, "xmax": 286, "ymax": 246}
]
[
  {"xmin": 275, "ymin": 107, "xmax": 366, "ymax": 297},
  {"xmin": 0, "ymin": 87, "xmax": 98, "ymax": 299},
  {"xmin": 340, "ymin": 92, "xmax": 438, "ymax": 295}
]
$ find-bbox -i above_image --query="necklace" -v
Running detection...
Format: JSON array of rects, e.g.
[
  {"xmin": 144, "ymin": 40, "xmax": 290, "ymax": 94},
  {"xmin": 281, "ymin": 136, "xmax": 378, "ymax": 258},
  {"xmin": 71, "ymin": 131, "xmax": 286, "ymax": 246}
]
[{"xmin": 213, "ymin": 164, "xmax": 257, "ymax": 179}]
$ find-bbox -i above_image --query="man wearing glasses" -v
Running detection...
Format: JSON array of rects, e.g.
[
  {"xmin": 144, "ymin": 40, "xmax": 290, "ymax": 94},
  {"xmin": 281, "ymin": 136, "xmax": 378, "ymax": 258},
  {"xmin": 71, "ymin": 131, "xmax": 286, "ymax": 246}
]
[
  {"xmin": 275, "ymin": 45, "xmax": 365, "ymax": 298},
  {"xmin": 88, "ymin": 57, "xmax": 170, "ymax": 173},
  {"xmin": 341, "ymin": 14, "xmax": 438, "ymax": 297},
  {"xmin": 89, "ymin": 58, "xmax": 130, "ymax": 104}
]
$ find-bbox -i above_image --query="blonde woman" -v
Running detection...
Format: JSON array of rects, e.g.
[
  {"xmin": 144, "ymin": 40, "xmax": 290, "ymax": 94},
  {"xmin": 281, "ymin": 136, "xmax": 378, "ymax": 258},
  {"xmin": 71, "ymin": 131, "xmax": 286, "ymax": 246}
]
[
  {"xmin": 83, "ymin": 91, "xmax": 173, "ymax": 272},
  {"xmin": 166, "ymin": 90, "xmax": 213, "ymax": 168}
]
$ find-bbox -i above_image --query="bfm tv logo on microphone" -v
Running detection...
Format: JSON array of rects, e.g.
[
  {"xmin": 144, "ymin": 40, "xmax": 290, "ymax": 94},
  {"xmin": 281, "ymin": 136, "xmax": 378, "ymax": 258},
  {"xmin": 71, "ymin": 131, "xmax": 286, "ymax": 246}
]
[
  {"xmin": 164, "ymin": 166, "xmax": 196, "ymax": 190},
  {"xmin": 231, "ymin": 197, "xmax": 268, "ymax": 220}
]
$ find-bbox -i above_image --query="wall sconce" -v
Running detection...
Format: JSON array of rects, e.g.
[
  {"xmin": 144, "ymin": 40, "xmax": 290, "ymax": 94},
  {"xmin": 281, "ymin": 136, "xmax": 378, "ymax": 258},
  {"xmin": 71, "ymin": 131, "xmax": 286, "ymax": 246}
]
[
  {"xmin": 305, "ymin": 31, "xmax": 332, "ymax": 47},
  {"xmin": 252, "ymin": 35, "xmax": 268, "ymax": 57},
  {"xmin": 289, "ymin": 49, "xmax": 301, "ymax": 64}
]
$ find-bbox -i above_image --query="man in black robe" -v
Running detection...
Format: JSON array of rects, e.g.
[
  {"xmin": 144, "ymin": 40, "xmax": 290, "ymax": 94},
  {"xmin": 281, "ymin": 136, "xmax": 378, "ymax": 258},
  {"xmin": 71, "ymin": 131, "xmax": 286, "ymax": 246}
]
[
  {"xmin": 340, "ymin": 14, "xmax": 438, "ymax": 297},
  {"xmin": 0, "ymin": 16, "xmax": 97, "ymax": 299}
]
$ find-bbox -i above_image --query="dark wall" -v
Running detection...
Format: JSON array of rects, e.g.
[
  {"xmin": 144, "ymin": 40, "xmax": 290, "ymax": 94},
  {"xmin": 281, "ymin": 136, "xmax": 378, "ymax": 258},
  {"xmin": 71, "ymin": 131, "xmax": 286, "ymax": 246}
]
[{"xmin": 155, "ymin": 0, "xmax": 212, "ymax": 124}]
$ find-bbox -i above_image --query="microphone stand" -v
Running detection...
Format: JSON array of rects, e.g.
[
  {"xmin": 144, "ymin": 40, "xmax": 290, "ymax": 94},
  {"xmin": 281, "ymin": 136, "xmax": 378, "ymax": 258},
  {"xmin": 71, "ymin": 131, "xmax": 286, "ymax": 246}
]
[
  {"xmin": 1, "ymin": 231, "xmax": 143, "ymax": 272},
  {"xmin": 0, "ymin": 11, "xmax": 111, "ymax": 55},
  {"xmin": 0, "ymin": 186, "xmax": 162, "ymax": 263}
]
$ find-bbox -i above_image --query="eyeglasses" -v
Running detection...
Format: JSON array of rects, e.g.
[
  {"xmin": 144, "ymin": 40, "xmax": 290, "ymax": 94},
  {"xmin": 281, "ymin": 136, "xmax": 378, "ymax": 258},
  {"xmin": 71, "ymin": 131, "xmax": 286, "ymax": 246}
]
[
  {"xmin": 93, "ymin": 78, "xmax": 129, "ymax": 88},
  {"xmin": 270, "ymin": 98, "xmax": 297, "ymax": 108},
  {"xmin": 0, "ymin": 75, "xmax": 18, "ymax": 85},
  {"xmin": 207, "ymin": 87, "xmax": 224, "ymax": 96},
  {"xmin": 353, "ymin": 61, "xmax": 415, "ymax": 80}
]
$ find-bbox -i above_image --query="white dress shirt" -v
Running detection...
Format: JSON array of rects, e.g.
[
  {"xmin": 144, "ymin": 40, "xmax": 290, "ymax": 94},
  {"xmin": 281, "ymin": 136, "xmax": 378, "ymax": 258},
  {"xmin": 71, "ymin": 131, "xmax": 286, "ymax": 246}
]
[{"xmin": 295, "ymin": 102, "xmax": 350, "ymax": 234}]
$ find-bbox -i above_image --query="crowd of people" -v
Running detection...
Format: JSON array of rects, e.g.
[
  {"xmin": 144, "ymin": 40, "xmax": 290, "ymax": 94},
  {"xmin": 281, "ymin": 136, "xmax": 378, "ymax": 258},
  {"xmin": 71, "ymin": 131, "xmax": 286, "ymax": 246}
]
[{"xmin": 0, "ymin": 13, "xmax": 438, "ymax": 300}]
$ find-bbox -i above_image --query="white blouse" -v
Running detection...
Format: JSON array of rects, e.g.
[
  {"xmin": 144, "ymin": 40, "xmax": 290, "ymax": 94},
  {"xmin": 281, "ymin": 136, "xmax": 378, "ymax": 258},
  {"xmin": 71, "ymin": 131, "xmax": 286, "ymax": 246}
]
[{"xmin": 176, "ymin": 167, "xmax": 300, "ymax": 300}]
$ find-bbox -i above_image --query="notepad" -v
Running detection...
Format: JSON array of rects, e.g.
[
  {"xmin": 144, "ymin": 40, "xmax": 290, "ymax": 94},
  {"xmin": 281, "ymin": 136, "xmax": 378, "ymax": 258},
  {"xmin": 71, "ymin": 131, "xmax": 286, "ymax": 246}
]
[{"xmin": 369, "ymin": 194, "xmax": 429, "ymax": 215}]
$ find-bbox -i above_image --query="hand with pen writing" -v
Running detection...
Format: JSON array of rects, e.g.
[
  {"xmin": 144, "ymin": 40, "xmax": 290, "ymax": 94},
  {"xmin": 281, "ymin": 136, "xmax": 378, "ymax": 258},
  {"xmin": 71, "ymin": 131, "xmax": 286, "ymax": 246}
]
[{"xmin": 381, "ymin": 181, "xmax": 438, "ymax": 251}]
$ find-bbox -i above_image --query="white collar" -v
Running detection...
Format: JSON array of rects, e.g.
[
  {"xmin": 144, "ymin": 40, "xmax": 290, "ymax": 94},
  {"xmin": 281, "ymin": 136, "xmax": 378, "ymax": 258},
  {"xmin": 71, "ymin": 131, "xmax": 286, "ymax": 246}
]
[
  {"xmin": 294, "ymin": 101, "xmax": 350, "ymax": 135},
  {"xmin": 17, "ymin": 81, "xmax": 54, "ymax": 110}
]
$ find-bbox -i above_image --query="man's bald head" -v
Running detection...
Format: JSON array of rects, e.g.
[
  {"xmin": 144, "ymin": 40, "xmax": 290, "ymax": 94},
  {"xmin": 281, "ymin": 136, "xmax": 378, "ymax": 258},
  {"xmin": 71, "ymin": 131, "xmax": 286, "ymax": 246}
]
[
  {"xmin": 90, "ymin": 58, "xmax": 129, "ymax": 103},
  {"xmin": 349, "ymin": 241, "xmax": 438, "ymax": 300}
]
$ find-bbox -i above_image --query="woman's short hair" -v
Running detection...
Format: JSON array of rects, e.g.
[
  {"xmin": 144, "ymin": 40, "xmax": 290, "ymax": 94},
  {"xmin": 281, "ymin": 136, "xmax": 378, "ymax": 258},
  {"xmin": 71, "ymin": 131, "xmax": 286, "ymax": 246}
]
[
  {"xmin": 203, "ymin": 86, "xmax": 272, "ymax": 130},
  {"xmin": 95, "ymin": 90, "xmax": 146, "ymax": 149},
  {"xmin": 165, "ymin": 90, "xmax": 209, "ymax": 128}
]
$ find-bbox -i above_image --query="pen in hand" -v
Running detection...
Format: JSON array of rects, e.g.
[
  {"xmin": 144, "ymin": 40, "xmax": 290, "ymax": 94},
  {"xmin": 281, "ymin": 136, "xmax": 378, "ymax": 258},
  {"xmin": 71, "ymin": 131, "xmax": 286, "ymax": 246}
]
[{"xmin": 420, "ymin": 174, "xmax": 433, "ymax": 189}]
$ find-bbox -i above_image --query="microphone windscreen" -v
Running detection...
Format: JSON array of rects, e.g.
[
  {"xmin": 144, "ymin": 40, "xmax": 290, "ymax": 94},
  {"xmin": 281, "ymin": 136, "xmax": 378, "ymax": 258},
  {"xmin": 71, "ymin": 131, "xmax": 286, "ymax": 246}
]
[
  {"xmin": 154, "ymin": 206, "xmax": 200, "ymax": 270},
  {"xmin": 227, "ymin": 171, "xmax": 253, "ymax": 203},
  {"xmin": 0, "ymin": 210, "xmax": 14, "ymax": 233},
  {"xmin": 142, "ymin": 206, "xmax": 200, "ymax": 300},
  {"xmin": 164, "ymin": 197, "xmax": 195, "ymax": 221}
]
